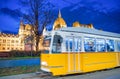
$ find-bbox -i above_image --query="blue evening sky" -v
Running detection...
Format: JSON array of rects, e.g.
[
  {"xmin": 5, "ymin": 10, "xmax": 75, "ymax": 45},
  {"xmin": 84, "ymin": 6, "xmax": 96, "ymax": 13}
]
[{"xmin": 0, "ymin": 0, "xmax": 120, "ymax": 34}]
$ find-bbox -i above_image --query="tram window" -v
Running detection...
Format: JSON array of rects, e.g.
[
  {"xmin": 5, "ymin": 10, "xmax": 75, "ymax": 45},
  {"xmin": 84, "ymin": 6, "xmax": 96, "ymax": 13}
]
[
  {"xmin": 96, "ymin": 38, "xmax": 106, "ymax": 52},
  {"xmin": 78, "ymin": 39, "xmax": 82, "ymax": 51},
  {"xmin": 52, "ymin": 35, "xmax": 63, "ymax": 53},
  {"xmin": 69, "ymin": 39, "xmax": 73, "ymax": 51},
  {"xmin": 74, "ymin": 38, "xmax": 81, "ymax": 52},
  {"xmin": 66, "ymin": 39, "xmax": 69, "ymax": 51},
  {"xmin": 66, "ymin": 38, "xmax": 81, "ymax": 52},
  {"xmin": 43, "ymin": 36, "xmax": 51, "ymax": 53},
  {"xmin": 43, "ymin": 39, "xmax": 51, "ymax": 47},
  {"xmin": 117, "ymin": 41, "xmax": 120, "ymax": 51},
  {"xmin": 84, "ymin": 37, "xmax": 96, "ymax": 52},
  {"xmin": 65, "ymin": 38, "xmax": 73, "ymax": 52},
  {"xmin": 106, "ymin": 39, "xmax": 114, "ymax": 52},
  {"xmin": 74, "ymin": 38, "xmax": 79, "ymax": 52}
]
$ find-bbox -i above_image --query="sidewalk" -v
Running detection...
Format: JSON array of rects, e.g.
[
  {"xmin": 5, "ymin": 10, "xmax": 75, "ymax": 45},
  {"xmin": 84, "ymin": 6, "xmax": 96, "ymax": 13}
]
[{"xmin": 0, "ymin": 73, "xmax": 35, "ymax": 79}]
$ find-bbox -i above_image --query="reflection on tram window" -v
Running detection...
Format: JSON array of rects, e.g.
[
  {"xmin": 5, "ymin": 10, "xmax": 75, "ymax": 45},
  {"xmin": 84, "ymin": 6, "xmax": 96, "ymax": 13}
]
[
  {"xmin": 66, "ymin": 38, "xmax": 73, "ymax": 52},
  {"xmin": 43, "ymin": 39, "xmax": 50, "ymax": 47},
  {"xmin": 43, "ymin": 36, "xmax": 51, "ymax": 53},
  {"xmin": 84, "ymin": 37, "xmax": 96, "ymax": 52},
  {"xmin": 74, "ymin": 38, "xmax": 81, "ymax": 52},
  {"xmin": 78, "ymin": 39, "xmax": 82, "ymax": 51},
  {"xmin": 69, "ymin": 39, "xmax": 73, "ymax": 51},
  {"xmin": 52, "ymin": 35, "xmax": 63, "ymax": 53},
  {"xmin": 106, "ymin": 39, "xmax": 114, "ymax": 52},
  {"xmin": 74, "ymin": 38, "xmax": 79, "ymax": 51},
  {"xmin": 117, "ymin": 41, "xmax": 120, "ymax": 51},
  {"xmin": 65, "ymin": 38, "xmax": 73, "ymax": 51},
  {"xmin": 66, "ymin": 39, "xmax": 69, "ymax": 51},
  {"xmin": 96, "ymin": 38, "xmax": 106, "ymax": 52},
  {"xmin": 65, "ymin": 38, "xmax": 81, "ymax": 52}
]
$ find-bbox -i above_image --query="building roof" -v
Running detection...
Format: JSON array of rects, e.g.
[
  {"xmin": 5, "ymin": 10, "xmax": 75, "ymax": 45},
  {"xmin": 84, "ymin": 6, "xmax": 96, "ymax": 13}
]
[{"xmin": 0, "ymin": 33, "xmax": 19, "ymax": 37}]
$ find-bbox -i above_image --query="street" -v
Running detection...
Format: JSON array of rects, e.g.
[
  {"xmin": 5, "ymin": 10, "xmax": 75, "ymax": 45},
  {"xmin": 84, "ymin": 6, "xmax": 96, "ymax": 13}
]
[{"xmin": 0, "ymin": 67, "xmax": 120, "ymax": 79}]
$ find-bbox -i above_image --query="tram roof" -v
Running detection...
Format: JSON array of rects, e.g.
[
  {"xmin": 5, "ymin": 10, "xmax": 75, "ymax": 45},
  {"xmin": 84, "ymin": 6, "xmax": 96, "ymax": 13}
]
[{"xmin": 58, "ymin": 27, "xmax": 120, "ymax": 38}]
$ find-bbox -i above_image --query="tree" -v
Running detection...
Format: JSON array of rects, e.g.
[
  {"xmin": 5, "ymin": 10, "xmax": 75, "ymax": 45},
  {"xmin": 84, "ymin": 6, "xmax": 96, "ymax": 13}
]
[{"xmin": 20, "ymin": 0, "xmax": 54, "ymax": 51}]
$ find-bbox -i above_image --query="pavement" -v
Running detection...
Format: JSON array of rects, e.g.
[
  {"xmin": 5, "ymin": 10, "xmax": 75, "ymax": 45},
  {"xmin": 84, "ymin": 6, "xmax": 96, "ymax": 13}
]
[
  {"xmin": 0, "ymin": 67, "xmax": 120, "ymax": 79},
  {"xmin": 0, "ymin": 73, "xmax": 35, "ymax": 79}
]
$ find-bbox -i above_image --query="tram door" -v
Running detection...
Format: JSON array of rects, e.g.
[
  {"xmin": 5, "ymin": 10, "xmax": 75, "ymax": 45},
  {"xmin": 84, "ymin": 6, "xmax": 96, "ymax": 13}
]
[{"xmin": 66, "ymin": 37, "xmax": 81, "ymax": 72}]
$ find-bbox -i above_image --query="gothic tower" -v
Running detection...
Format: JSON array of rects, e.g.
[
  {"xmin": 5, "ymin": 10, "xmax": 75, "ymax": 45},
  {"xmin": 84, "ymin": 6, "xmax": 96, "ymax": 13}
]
[{"xmin": 19, "ymin": 20, "xmax": 25, "ymax": 35}]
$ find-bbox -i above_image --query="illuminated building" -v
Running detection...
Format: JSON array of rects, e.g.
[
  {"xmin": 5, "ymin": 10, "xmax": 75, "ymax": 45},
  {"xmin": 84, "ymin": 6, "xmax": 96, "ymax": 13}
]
[
  {"xmin": 73, "ymin": 21, "xmax": 94, "ymax": 28},
  {"xmin": 0, "ymin": 32, "xmax": 24, "ymax": 52},
  {"xmin": 0, "ymin": 20, "xmax": 34, "ymax": 52},
  {"xmin": 53, "ymin": 10, "xmax": 67, "ymax": 30},
  {"xmin": 0, "ymin": 10, "xmax": 94, "ymax": 52}
]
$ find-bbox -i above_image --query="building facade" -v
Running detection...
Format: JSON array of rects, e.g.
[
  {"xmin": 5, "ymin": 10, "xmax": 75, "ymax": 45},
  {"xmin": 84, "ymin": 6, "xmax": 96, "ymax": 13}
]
[
  {"xmin": 0, "ymin": 20, "xmax": 34, "ymax": 52},
  {"xmin": 0, "ymin": 34, "xmax": 24, "ymax": 52}
]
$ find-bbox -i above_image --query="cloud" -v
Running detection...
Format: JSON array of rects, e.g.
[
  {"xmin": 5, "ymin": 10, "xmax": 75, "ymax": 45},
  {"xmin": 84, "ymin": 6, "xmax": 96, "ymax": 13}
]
[
  {"xmin": 82, "ymin": 0, "xmax": 120, "ymax": 14},
  {"xmin": 53, "ymin": 0, "xmax": 120, "ymax": 15},
  {"xmin": 0, "ymin": 0, "xmax": 19, "ymax": 9},
  {"xmin": 50, "ymin": 0, "xmax": 70, "ymax": 9},
  {"xmin": 0, "ymin": 8, "xmax": 23, "ymax": 20},
  {"xmin": 60, "ymin": 3, "xmax": 120, "ymax": 33},
  {"xmin": 0, "ymin": 15, "xmax": 19, "ymax": 34}
]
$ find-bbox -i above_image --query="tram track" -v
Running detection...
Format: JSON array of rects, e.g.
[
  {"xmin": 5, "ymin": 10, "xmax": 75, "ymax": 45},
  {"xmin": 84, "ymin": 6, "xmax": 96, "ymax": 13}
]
[
  {"xmin": 22, "ymin": 71, "xmax": 55, "ymax": 79},
  {"xmin": 22, "ymin": 67, "xmax": 120, "ymax": 79}
]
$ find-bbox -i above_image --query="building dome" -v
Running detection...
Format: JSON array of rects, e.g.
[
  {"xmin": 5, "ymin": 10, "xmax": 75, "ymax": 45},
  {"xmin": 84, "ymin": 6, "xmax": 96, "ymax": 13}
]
[
  {"xmin": 73, "ymin": 21, "xmax": 80, "ymax": 27},
  {"xmin": 53, "ymin": 10, "xmax": 67, "ymax": 30}
]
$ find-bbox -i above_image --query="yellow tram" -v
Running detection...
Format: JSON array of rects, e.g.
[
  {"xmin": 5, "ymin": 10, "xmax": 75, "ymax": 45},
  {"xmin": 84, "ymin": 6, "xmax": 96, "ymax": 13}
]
[{"xmin": 41, "ymin": 27, "xmax": 120, "ymax": 76}]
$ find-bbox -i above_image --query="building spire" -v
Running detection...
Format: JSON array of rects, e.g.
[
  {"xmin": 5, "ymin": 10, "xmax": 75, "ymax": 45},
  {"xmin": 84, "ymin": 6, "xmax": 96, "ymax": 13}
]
[
  {"xmin": 20, "ymin": 20, "xmax": 23, "ymax": 25},
  {"xmin": 19, "ymin": 20, "xmax": 24, "ymax": 31},
  {"xmin": 58, "ymin": 9, "xmax": 61, "ymax": 18}
]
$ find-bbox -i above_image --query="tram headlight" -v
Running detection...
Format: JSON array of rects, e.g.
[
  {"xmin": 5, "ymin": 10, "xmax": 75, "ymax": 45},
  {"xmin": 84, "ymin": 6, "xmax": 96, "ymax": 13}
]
[{"xmin": 41, "ymin": 61, "xmax": 48, "ymax": 66}]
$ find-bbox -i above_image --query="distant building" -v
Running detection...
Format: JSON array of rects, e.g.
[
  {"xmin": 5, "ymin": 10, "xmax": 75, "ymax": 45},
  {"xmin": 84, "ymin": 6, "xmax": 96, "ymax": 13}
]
[
  {"xmin": 73, "ymin": 21, "xmax": 94, "ymax": 28},
  {"xmin": 0, "ymin": 10, "xmax": 94, "ymax": 52},
  {"xmin": 0, "ymin": 20, "xmax": 34, "ymax": 52},
  {"xmin": 0, "ymin": 33, "xmax": 23, "ymax": 52}
]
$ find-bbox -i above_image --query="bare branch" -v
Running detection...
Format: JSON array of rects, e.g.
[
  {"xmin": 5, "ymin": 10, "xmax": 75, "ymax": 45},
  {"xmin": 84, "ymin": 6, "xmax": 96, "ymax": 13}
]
[{"xmin": 20, "ymin": 0, "xmax": 54, "ymax": 51}]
